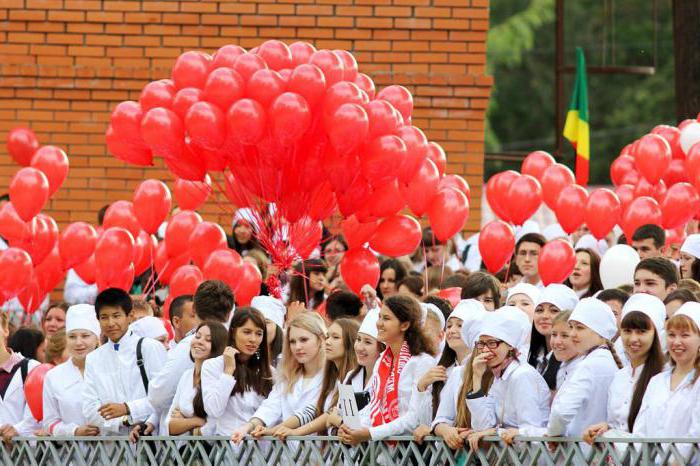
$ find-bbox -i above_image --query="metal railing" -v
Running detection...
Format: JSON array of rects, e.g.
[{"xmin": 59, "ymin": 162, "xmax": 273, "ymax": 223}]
[{"xmin": 2, "ymin": 435, "xmax": 699, "ymax": 465}]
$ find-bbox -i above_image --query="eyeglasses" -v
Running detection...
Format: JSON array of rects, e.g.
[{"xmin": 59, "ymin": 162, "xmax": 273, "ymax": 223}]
[{"xmin": 475, "ymin": 340, "xmax": 503, "ymax": 350}]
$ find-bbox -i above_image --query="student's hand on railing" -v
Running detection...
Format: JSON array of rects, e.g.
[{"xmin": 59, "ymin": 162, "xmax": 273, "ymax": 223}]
[
  {"xmin": 338, "ymin": 425, "xmax": 370, "ymax": 446},
  {"xmin": 33, "ymin": 429, "xmax": 50, "ymax": 437},
  {"xmin": 326, "ymin": 408, "xmax": 342, "ymax": 429},
  {"xmin": 129, "ymin": 423, "xmax": 154, "ymax": 443},
  {"xmin": 230, "ymin": 424, "xmax": 251, "ymax": 444},
  {"xmin": 413, "ymin": 425, "xmax": 431, "ymax": 444},
  {"xmin": 1, "ymin": 426, "xmax": 18, "ymax": 445},
  {"xmin": 98, "ymin": 403, "xmax": 128, "ymax": 420},
  {"xmin": 273, "ymin": 425, "xmax": 296, "ymax": 441},
  {"xmin": 467, "ymin": 428, "xmax": 494, "ymax": 451},
  {"xmin": 435, "ymin": 424, "xmax": 464, "ymax": 450},
  {"xmin": 75, "ymin": 425, "xmax": 100, "ymax": 437},
  {"xmin": 582, "ymin": 422, "xmax": 609, "ymax": 445},
  {"xmin": 499, "ymin": 428, "xmax": 519, "ymax": 446},
  {"xmin": 250, "ymin": 424, "xmax": 268, "ymax": 438}
]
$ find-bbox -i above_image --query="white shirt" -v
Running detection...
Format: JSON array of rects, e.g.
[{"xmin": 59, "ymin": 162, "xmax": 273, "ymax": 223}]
[
  {"xmin": 253, "ymin": 370, "xmax": 324, "ymax": 428},
  {"xmin": 166, "ymin": 368, "xmax": 215, "ymax": 436},
  {"xmin": 467, "ymin": 360, "xmax": 550, "ymax": 431},
  {"xmin": 63, "ymin": 269, "xmax": 98, "ymax": 305},
  {"xmin": 0, "ymin": 357, "xmax": 40, "ymax": 435},
  {"xmin": 201, "ymin": 355, "xmax": 269, "ymax": 436},
  {"xmin": 42, "ymin": 359, "xmax": 88, "ymax": 436},
  {"xmin": 82, "ymin": 331, "xmax": 167, "ymax": 435},
  {"xmin": 547, "ymin": 347, "xmax": 618, "ymax": 437},
  {"xmin": 607, "ymin": 364, "xmax": 643, "ymax": 432},
  {"xmin": 362, "ymin": 352, "xmax": 434, "ymax": 440},
  {"xmin": 556, "ymin": 355, "xmax": 583, "ymax": 390},
  {"xmin": 431, "ymin": 364, "xmax": 465, "ymax": 428}
]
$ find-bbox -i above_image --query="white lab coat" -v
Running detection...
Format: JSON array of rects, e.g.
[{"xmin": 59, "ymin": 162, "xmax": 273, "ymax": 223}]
[
  {"xmin": 42, "ymin": 359, "xmax": 89, "ymax": 436},
  {"xmin": 82, "ymin": 331, "xmax": 167, "ymax": 435},
  {"xmin": 200, "ymin": 355, "xmax": 269, "ymax": 436},
  {"xmin": 0, "ymin": 358, "xmax": 40, "ymax": 435},
  {"xmin": 166, "ymin": 368, "xmax": 215, "ymax": 436},
  {"xmin": 467, "ymin": 360, "xmax": 550, "ymax": 431},
  {"xmin": 556, "ymin": 356, "xmax": 583, "ymax": 390},
  {"xmin": 361, "ymin": 352, "xmax": 434, "ymax": 440},
  {"xmin": 63, "ymin": 269, "xmax": 98, "ymax": 305},
  {"xmin": 431, "ymin": 364, "xmax": 465, "ymax": 429},
  {"xmin": 547, "ymin": 347, "xmax": 618, "ymax": 437},
  {"xmin": 253, "ymin": 370, "xmax": 324, "ymax": 428},
  {"xmin": 606, "ymin": 364, "xmax": 643, "ymax": 432}
]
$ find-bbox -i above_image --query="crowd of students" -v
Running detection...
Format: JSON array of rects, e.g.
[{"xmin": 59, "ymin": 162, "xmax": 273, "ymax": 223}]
[{"xmin": 1, "ymin": 216, "xmax": 700, "ymax": 458}]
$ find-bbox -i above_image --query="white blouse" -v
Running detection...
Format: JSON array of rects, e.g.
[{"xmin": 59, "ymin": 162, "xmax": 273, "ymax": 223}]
[
  {"xmin": 252, "ymin": 370, "xmax": 324, "ymax": 428},
  {"xmin": 606, "ymin": 364, "xmax": 643, "ymax": 432},
  {"xmin": 166, "ymin": 368, "xmax": 216, "ymax": 436},
  {"xmin": 431, "ymin": 365, "xmax": 465, "ymax": 429},
  {"xmin": 42, "ymin": 359, "xmax": 87, "ymax": 436}
]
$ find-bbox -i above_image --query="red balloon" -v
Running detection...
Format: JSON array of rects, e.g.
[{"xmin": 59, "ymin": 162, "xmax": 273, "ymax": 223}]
[
  {"xmin": 165, "ymin": 210, "xmax": 203, "ymax": 257},
  {"xmin": 105, "ymin": 124, "xmax": 153, "ymax": 167},
  {"xmin": 270, "ymin": 92, "xmax": 311, "ymax": 145},
  {"xmin": 96, "ymin": 263, "xmax": 135, "ymax": 292},
  {"xmin": 202, "ymin": 67, "xmax": 244, "ymax": 110},
  {"xmin": 634, "ymin": 177, "xmax": 667, "ymax": 202},
  {"xmin": 621, "ymin": 196, "xmax": 663, "ymax": 240},
  {"xmin": 94, "ymin": 227, "xmax": 135, "ymax": 282},
  {"xmin": 538, "ymin": 239, "xmax": 576, "ymax": 286},
  {"xmin": 170, "ymin": 264, "xmax": 204, "ymax": 297},
  {"xmin": 340, "ymin": 247, "xmax": 380, "ymax": 295},
  {"xmin": 354, "ymin": 73, "xmax": 376, "ymax": 100},
  {"xmin": 333, "ymin": 49, "xmax": 358, "ymax": 82},
  {"xmin": 30, "ymin": 146, "xmax": 69, "ymax": 197},
  {"xmin": 362, "ymin": 135, "xmax": 406, "ymax": 186},
  {"xmin": 25, "ymin": 214, "xmax": 59, "ymax": 266},
  {"xmin": 133, "ymin": 179, "xmax": 172, "ymax": 234},
  {"xmin": 59, "ymin": 222, "xmax": 98, "ymax": 270},
  {"xmin": 506, "ymin": 175, "xmax": 542, "ymax": 226},
  {"xmin": 74, "ymin": 254, "xmax": 97, "ymax": 285},
  {"xmin": 185, "ymin": 101, "xmax": 226, "ymax": 150},
  {"xmin": 247, "ymin": 68, "xmax": 285, "ymax": 107},
  {"xmin": 173, "ymin": 175, "xmax": 211, "ymax": 211},
  {"xmin": 18, "ymin": 275, "xmax": 45, "ymax": 314},
  {"xmin": 288, "ymin": 64, "xmax": 327, "ymax": 108},
  {"xmin": 35, "ymin": 245, "xmax": 65, "ymax": 294},
  {"xmin": 102, "ymin": 201, "xmax": 141, "ymax": 240},
  {"xmin": 439, "ymin": 175, "xmax": 470, "ymax": 202},
  {"xmin": 188, "ymin": 222, "xmax": 227, "ymax": 269},
  {"xmin": 485, "ymin": 170, "xmax": 518, "ymax": 222},
  {"xmin": 377, "ymin": 85, "xmax": 413, "ymax": 122},
  {"xmin": 6, "ymin": 127, "xmax": 39, "ymax": 166},
  {"xmin": 521, "ymin": 151, "xmax": 555, "ymax": 181},
  {"xmin": 24, "ymin": 363, "xmax": 53, "ymax": 421},
  {"xmin": 328, "ymin": 103, "xmax": 369, "ymax": 155},
  {"xmin": 164, "ymin": 142, "xmax": 207, "ymax": 182},
  {"xmin": 651, "ymin": 125, "xmax": 684, "ymax": 160},
  {"xmin": 140, "ymin": 107, "xmax": 184, "ymax": 159},
  {"xmin": 0, "ymin": 202, "xmax": 32, "ymax": 243},
  {"xmin": 426, "ymin": 142, "xmax": 447, "ymax": 176},
  {"xmin": 369, "ymin": 215, "xmax": 421, "ymax": 257},
  {"xmin": 235, "ymin": 261, "xmax": 262, "ymax": 306},
  {"xmin": 172, "ymin": 87, "xmax": 202, "ymax": 119},
  {"xmin": 365, "ymin": 100, "xmax": 402, "ymax": 139},
  {"xmin": 341, "ymin": 216, "xmax": 379, "ymax": 249},
  {"xmin": 256, "ymin": 39, "xmax": 293, "ymax": 71},
  {"xmin": 172, "ymin": 51, "xmax": 210, "ymax": 89},
  {"xmin": 615, "ymin": 184, "xmax": 636, "ymax": 213},
  {"xmin": 227, "ymin": 98, "xmax": 267, "ymax": 145},
  {"xmin": 10, "ymin": 167, "xmax": 49, "ymax": 222},
  {"xmin": 666, "ymin": 226, "xmax": 687, "ymax": 248},
  {"xmin": 427, "ymin": 187, "xmax": 470, "ymax": 242},
  {"xmin": 139, "ymin": 79, "xmax": 175, "ymax": 111},
  {"xmin": 288, "ymin": 217, "xmax": 323, "ymax": 260},
  {"xmin": 661, "ymin": 182, "xmax": 700, "ymax": 229},
  {"xmin": 211, "ymin": 45, "xmax": 246, "ymax": 69},
  {"xmin": 133, "ymin": 231, "xmax": 157, "ymax": 276},
  {"xmin": 397, "ymin": 126, "xmax": 428, "ymax": 184},
  {"xmin": 403, "ymin": 157, "xmax": 440, "ymax": 217},
  {"xmin": 555, "ymin": 184, "xmax": 589, "ymax": 234},
  {"xmin": 585, "ymin": 189, "xmax": 621, "ymax": 239},
  {"xmin": 202, "ymin": 249, "xmax": 243, "ymax": 293},
  {"xmin": 154, "ymin": 242, "xmax": 189, "ymax": 285},
  {"xmin": 686, "ymin": 143, "xmax": 700, "ymax": 184},
  {"xmin": 541, "ymin": 163, "xmax": 575, "ymax": 210},
  {"xmin": 663, "ymin": 158, "xmax": 689, "ymax": 186},
  {"xmin": 478, "ymin": 220, "xmax": 515, "ymax": 273},
  {"xmin": 366, "ymin": 180, "xmax": 403, "ymax": 219},
  {"xmin": 0, "ymin": 248, "xmax": 33, "ymax": 297},
  {"xmin": 233, "ymin": 53, "xmax": 268, "ymax": 82},
  {"xmin": 634, "ymin": 134, "xmax": 672, "ymax": 185},
  {"xmin": 289, "ymin": 41, "xmax": 316, "ymax": 65},
  {"xmin": 309, "ymin": 50, "xmax": 344, "ymax": 85}
]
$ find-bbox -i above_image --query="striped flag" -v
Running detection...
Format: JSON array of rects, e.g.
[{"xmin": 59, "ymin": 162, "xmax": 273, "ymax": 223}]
[{"xmin": 563, "ymin": 47, "xmax": 590, "ymax": 186}]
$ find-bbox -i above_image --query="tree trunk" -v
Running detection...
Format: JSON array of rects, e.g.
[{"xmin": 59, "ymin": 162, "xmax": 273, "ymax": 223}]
[{"xmin": 673, "ymin": 0, "xmax": 700, "ymax": 121}]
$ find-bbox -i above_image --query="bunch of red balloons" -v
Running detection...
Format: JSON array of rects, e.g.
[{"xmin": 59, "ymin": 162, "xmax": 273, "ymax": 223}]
[{"xmin": 107, "ymin": 40, "xmax": 472, "ymax": 294}]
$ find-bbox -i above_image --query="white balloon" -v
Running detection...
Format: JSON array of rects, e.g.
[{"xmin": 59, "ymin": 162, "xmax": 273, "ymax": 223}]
[
  {"xmin": 680, "ymin": 121, "xmax": 700, "ymax": 155},
  {"xmin": 600, "ymin": 244, "xmax": 640, "ymax": 289}
]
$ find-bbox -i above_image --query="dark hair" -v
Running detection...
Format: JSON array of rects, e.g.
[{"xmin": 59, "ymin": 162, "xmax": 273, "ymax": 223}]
[
  {"xmin": 515, "ymin": 233, "xmax": 547, "ymax": 253},
  {"xmin": 95, "ymin": 288, "xmax": 133, "ymax": 316},
  {"xmin": 326, "ymin": 291, "xmax": 363, "ymax": 321},
  {"xmin": 663, "ymin": 288, "xmax": 698, "ymax": 306},
  {"xmin": 8, "ymin": 327, "xmax": 45, "ymax": 361},
  {"xmin": 377, "ymin": 259, "xmax": 408, "ymax": 300},
  {"xmin": 422, "ymin": 295, "xmax": 452, "ymax": 323},
  {"xmin": 461, "ymin": 272, "xmax": 501, "ymax": 308},
  {"xmin": 426, "ymin": 265, "xmax": 452, "ymax": 291},
  {"xmin": 397, "ymin": 275, "xmax": 424, "ymax": 297},
  {"xmin": 169, "ymin": 294, "xmax": 194, "ymax": 325},
  {"xmin": 527, "ymin": 318, "xmax": 561, "ymax": 390},
  {"xmin": 442, "ymin": 273, "xmax": 470, "ymax": 294},
  {"xmin": 321, "ymin": 235, "xmax": 348, "ymax": 257},
  {"xmin": 191, "ymin": 321, "xmax": 228, "ymax": 419},
  {"xmin": 620, "ymin": 311, "xmax": 664, "ymax": 431},
  {"xmin": 228, "ymin": 218, "xmax": 261, "ymax": 254},
  {"xmin": 288, "ymin": 259, "xmax": 328, "ymax": 309},
  {"xmin": 228, "ymin": 307, "xmax": 273, "ymax": 397},
  {"xmin": 690, "ymin": 259, "xmax": 700, "ymax": 283},
  {"xmin": 564, "ymin": 248, "xmax": 603, "ymax": 298},
  {"xmin": 617, "ymin": 234, "xmax": 627, "ymax": 245},
  {"xmin": 635, "ymin": 257, "xmax": 680, "ymax": 287},
  {"xmin": 421, "ymin": 227, "xmax": 446, "ymax": 248},
  {"xmin": 194, "ymin": 280, "xmax": 234, "ymax": 322},
  {"xmin": 269, "ymin": 324, "xmax": 283, "ymax": 367},
  {"xmin": 383, "ymin": 295, "xmax": 435, "ymax": 356},
  {"xmin": 315, "ymin": 318, "xmax": 359, "ymax": 416},
  {"xmin": 597, "ymin": 288, "xmax": 630, "ymax": 307},
  {"xmin": 631, "ymin": 224, "xmax": 666, "ymax": 249},
  {"xmin": 97, "ymin": 204, "xmax": 110, "ymax": 226}
]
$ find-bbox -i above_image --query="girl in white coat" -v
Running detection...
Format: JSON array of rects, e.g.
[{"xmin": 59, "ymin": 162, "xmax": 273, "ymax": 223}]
[
  {"xmin": 344, "ymin": 310, "xmax": 383, "ymax": 392},
  {"xmin": 583, "ymin": 293, "xmax": 666, "ymax": 442},
  {"xmin": 338, "ymin": 294, "xmax": 436, "ymax": 445},
  {"xmin": 167, "ymin": 321, "xmax": 227, "ymax": 436},
  {"xmin": 42, "ymin": 304, "xmax": 101, "ymax": 437}
]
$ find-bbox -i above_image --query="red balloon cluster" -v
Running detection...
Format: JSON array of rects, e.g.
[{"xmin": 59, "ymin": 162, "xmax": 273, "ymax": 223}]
[{"xmin": 107, "ymin": 40, "xmax": 473, "ymax": 294}]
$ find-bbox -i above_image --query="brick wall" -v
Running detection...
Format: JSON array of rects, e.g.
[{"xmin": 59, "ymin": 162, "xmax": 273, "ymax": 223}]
[{"xmin": 0, "ymin": 0, "xmax": 492, "ymax": 233}]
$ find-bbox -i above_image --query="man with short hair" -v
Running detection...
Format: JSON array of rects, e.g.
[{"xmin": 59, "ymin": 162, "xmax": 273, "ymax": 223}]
[
  {"xmin": 515, "ymin": 233, "xmax": 547, "ymax": 288},
  {"xmin": 82, "ymin": 288, "xmax": 167, "ymax": 435},
  {"xmin": 633, "ymin": 257, "xmax": 679, "ymax": 301},
  {"xmin": 325, "ymin": 291, "xmax": 363, "ymax": 322},
  {"xmin": 631, "ymin": 224, "xmax": 666, "ymax": 259},
  {"xmin": 168, "ymin": 295, "xmax": 195, "ymax": 344}
]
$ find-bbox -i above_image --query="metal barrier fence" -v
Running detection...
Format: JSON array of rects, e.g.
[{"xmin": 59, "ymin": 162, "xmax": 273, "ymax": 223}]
[{"xmin": 2, "ymin": 435, "xmax": 699, "ymax": 465}]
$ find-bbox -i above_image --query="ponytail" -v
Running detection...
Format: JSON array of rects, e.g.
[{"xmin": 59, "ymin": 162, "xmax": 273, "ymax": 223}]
[{"xmin": 605, "ymin": 340, "xmax": 624, "ymax": 369}]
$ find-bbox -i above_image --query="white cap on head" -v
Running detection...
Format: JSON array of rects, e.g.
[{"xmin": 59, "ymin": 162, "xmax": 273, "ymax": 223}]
[
  {"xmin": 478, "ymin": 306, "xmax": 529, "ymax": 351},
  {"xmin": 536, "ymin": 284, "xmax": 579, "ymax": 311},
  {"xmin": 456, "ymin": 299, "xmax": 487, "ymax": 349},
  {"xmin": 66, "ymin": 304, "xmax": 100, "ymax": 338},
  {"xmin": 569, "ymin": 298, "xmax": 617, "ymax": 340},
  {"xmin": 420, "ymin": 303, "xmax": 445, "ymax": 330},
  {"xmin": 251, "ymin": 295, "xmax": 286, "ymax": 330},
  {"xmin": 232, "ymin": 208, "xmax": 260, "ymax": 231},
  {"xmin": 130, "ymin": 316, "xmax": 167, "ymax": 339},
  {"xmin": 515, "ymin": 220, "xmax": 541, "ymax": 243},
  {"xmin": 358, "ymin": 309, "xmax": 379, "ymax": 340},
  {"xmin": 575, "ymin": 234, "xmax": 608, "ymax": 257},
  {"xmin": 543, "ymin": 223, "xmax": 569, "ymax": 242},
  {"xmin": 675, "ymin": 302, "xmax": 700, "ymax": 331},
  {"xmin": 622, "ymin": 293, "xmax": 666, "ymax": 335},
  {"xmin": 681, "ymin": 234, "xmax": 700, "ymax": 260},
  {"xmin": 506, "ymin": 283, "xmax": 541, "ymax": 306}
]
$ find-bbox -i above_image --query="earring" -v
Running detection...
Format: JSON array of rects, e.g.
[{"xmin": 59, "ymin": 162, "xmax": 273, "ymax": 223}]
[{"xmin": 255, "ymin": 349, "xmax": 261, "ymax": 360}]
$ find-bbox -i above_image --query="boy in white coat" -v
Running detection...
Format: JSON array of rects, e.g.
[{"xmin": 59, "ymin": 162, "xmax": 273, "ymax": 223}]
[{"xmin": 82, "ymin": 288, "xmax": 167, "ymax": 435}]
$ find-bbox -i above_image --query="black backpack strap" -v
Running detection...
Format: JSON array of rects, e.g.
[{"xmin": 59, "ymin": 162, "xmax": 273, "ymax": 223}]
[
  {"xmin": 136, "ymin": 338, "xmax": 149, "ymax": 393},
  {"xmin": 19, "ymin": 358, "xmax": 29, "ymax": 384}
]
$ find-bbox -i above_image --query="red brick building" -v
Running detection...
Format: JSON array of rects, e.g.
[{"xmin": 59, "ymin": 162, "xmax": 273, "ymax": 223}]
[{"xmin": 0, "ymin": 0, "xmax": 491, "ymax": 233}]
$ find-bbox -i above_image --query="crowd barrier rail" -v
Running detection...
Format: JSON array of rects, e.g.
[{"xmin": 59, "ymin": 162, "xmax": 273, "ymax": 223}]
[{"xmin": 2, "ymin": 434, "xmax": 699, "ymax": 465}]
